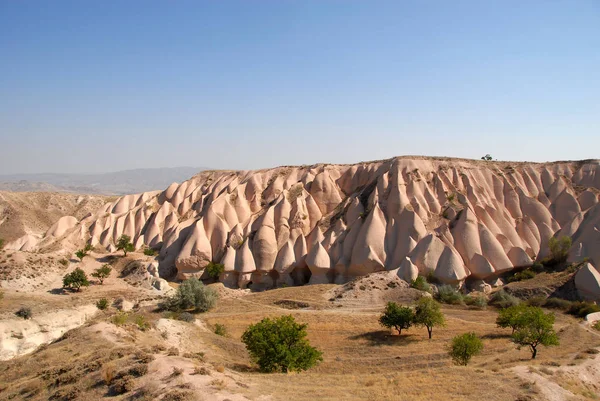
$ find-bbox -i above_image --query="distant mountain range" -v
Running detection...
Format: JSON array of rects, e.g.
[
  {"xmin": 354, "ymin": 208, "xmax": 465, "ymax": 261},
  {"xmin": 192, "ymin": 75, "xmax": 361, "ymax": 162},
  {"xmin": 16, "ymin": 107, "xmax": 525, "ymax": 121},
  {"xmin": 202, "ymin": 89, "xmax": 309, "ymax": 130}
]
[{"xmin": 0, "ymin": 167, "xmax": 207, "ymax": 195}]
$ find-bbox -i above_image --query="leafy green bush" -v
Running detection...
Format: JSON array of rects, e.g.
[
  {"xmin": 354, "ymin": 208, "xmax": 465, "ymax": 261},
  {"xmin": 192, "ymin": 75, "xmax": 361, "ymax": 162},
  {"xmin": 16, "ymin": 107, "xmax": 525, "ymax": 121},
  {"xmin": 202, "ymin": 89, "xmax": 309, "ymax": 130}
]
[
  {"xmin": 379, "ymin": 302, "xmax": 415, "ymax": 335},
  {"xmin": 511, "ymin": 307, "xmax": 559, "ymax": 359},
  {"xmin": 508, "ymin": 269, "xmax": 536, "ymax": 282},
  {"xmin": 214, "ymin": 323, "xmax": 227, "ymax": 336},
  {"xmin": 143, "ymin": 248, "xmax": 158, "ymax": 256},
  {"xmin": 543, "ymin": 298, "xmax": 573, "ymax": 310},
  {"xmin": 449, "ymin": 332, "xmax": 484, "ymax": 366},
  {"xmin": 116, "ymin": 235, "xmax": 135, "ymax": 256},
  {"xmin": 15, "ymin": 306, "xmax": 32, "ymax": 319},
  {"xmin": 548, "ymin": 236, "xmax": 572, "ymax": 265},
  {"xmin": 165, "ymin": 278, "xmax": 218, "ymax": 312},
  {"xmin": 75, "ymin": 249, "xmax": 88, "ymax": 261},
  {"xmin": 241, "ymin": 315, "xmax": 322, "ymax": 373},
  {"xmin": 567, "ymin": 302, "xmax": 600, "ymax": 318},
  {"xmin": 96, "ymin": 298, "xmax": 110, "ymax": 310},
  {"xmin": 410, "ymin": 276, "xmax": 431, "ymax": 293},
  {"xmin": 489, "ymin": 290, "xmax": 521, "ymax": 309},
  {"xmin": 414, "ymin": 297, "xmax": 445, "ymax": 339},
  {"xmin": 436, "ymin": 285, "xmax": 464, "ymax": 305},
  {"xmin": 92, "ymin": 264, "xmax": 112, "ymax": 284},
  {"xmin": 63, "ymin": 268, "xmax": 90, "ymax": 291},
  {"xmin": 205, "ymin": 261, "xmax": 225, "ymax": 280},
  {"xmin": 134, "ymin": 315, "xmax": 150, "ymax": 331},
  {"xmin": 593, "ymin": 321, "xmax": 600, "ymax": 331},
  {"xmin": 112, "ymin": 312, "xmax": 128, "ymax": 326}
]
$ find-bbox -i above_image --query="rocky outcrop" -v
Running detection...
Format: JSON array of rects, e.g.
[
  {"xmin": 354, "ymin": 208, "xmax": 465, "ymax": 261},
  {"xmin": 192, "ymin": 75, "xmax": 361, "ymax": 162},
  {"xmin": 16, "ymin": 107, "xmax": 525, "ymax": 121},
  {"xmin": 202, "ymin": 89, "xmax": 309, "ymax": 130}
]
[{"xmin": 23, "ymin": 157, "xmax": 600, "ymax": 291}]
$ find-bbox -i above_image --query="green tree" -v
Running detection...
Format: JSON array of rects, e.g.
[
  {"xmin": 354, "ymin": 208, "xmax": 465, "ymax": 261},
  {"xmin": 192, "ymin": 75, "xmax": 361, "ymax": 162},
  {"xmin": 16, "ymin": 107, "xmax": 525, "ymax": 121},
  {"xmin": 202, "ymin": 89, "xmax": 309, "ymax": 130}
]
[
  {"xmin": 75, "ymin": 249, "xmax": 88, "ymax": 261},
  {"xmin": 481, "ymin": 154, "xmax": 493, "ymax": 161},
  {"xmin": 548, "ymin": 236, "xmax": 572, "ymax": 264},
  {"xmin": 511, "ymin": 307, "xmax": 559, "ymax": 359},
  {"xmin": 241, "ymin": 315, "xmax": 323, "ymax": 373},
  {"xmin": 205, "ymin": 261, "xmax": 225, "ymax": 280},
  {"xmin": 496, "ymin": 304, "xmax": 526, "ymax": 334},
  {"xmin": 63, "ymin": 268, "xmax": 90, "ymax": 291},
  {"xmin": 84, "ymin": 243, "xmax": 94, "ymax": 252},
  {"xmin": 379, "ymin": 302, "xmax": 415, "ymax": 335},
  {"xmin": 91, "ymin": 264, "xmax": 112, "ymax": 284},
  {"xmin": 116, "ymin": 235, "xmax": 135, "ymax": 256},
  {"xmin": 165, "ymin": 278, "xmax": 218, "ymax": 312},
  {"xmin": 449, "ymin": 332, "xmax": 484, "ymax": 366},
  {"xmin": 414, "ymin": 297, "xmax": 445, "ymax": 339}
]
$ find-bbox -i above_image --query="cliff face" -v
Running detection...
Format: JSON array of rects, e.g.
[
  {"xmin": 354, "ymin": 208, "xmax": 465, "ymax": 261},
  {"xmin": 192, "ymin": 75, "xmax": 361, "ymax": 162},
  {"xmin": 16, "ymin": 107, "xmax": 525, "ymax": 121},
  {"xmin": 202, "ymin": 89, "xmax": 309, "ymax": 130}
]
[{"xmin": 22, "ymin": 157, "xmax": 600, "ymax": 289}]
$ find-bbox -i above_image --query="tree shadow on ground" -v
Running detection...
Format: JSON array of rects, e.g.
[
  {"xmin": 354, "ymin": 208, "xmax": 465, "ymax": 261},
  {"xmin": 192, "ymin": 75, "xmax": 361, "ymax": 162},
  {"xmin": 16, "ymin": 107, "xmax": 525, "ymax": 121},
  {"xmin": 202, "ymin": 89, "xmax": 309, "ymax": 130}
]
[
  {"xmin": 482, "ymin": 332, "xmax": 512, "ymax": 339},
  {"xmin": 348, "ymin": 330, "xmax": 418, "ymax": 346},
  {"xmin": 47, "ymin": 288, "xmax": 67, "ymax": 295}
]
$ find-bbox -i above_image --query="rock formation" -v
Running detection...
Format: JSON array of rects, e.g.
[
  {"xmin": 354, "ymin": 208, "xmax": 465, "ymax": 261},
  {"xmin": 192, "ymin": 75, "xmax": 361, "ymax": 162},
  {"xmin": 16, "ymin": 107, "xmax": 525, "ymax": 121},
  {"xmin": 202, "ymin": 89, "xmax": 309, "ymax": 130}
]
[{"xmin": 11, "ymin": 157, "xmax": 600, "ymax": 295}]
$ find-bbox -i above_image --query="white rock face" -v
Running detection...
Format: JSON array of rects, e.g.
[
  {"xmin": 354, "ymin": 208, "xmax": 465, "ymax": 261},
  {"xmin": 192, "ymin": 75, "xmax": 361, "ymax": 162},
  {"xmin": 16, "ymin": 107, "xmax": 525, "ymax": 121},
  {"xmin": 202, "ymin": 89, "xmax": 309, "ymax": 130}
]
[
  {"xmin": 25, "ymin": 158, "xmax": 600, "ymax": 288},
  {"xmin": 575, "ymin": 263, "xmax": 600, "ymax": 301},
  {"xmin": 0, "ymin": 305, "xmax": 97, "ymax": 360}
]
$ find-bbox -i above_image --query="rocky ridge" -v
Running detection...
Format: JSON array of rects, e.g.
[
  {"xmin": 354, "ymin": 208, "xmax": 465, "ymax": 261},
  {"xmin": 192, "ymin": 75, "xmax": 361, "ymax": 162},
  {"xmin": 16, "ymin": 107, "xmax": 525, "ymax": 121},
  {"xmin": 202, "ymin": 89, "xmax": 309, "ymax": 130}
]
[{"xmin": 6, "ymin": 157, "xmax": 600, "ymax": 296}]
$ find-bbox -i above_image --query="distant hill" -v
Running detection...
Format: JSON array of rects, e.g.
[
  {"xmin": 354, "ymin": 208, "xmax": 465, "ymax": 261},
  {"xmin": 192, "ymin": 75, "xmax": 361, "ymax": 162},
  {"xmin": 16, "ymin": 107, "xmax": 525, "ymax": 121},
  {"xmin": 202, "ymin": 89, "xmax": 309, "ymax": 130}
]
[{"xmin": 0, "ymin": 167, "xmax": 207, "ymax": 195}]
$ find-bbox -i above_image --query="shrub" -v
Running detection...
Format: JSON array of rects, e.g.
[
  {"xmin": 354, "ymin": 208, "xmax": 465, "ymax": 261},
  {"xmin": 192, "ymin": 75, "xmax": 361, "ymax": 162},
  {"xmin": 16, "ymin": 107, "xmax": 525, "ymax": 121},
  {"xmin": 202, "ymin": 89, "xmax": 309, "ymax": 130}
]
[
  {"xmin": 526, "ymin": 296, "xmax": 547, "ymax": 307},
  {"xmin": 593, "ymin": 321, "xmax": 600, "ymax": 331},
  {"xmin": 379, "ymin": 302, "xmax": 415, "ymax": 335},
  {"xmin": 167, "ymin": 347, "xmax": 179, "ymax": 356},
  {"xmin": 205, "ymin": 262, "xmax": 225, "ymax": 280},
  {"xmin": 112, "ymin": 312, "xmax": 128, "ymax": 326},
  {"xmin": 91, "ymin": 264, "xmax": 112, "ymax": 284},
  {"xmin": 567, "ymin": 301, "xmax": 600, "ymax": 318},
  {"xmin": 214, "ymin": 323, "xmax": 227, "ymax": 336},
  {"xmin": 464, "ymin": 294, "xmax": 487, "ymax": 309},
  {"xmin": 111, "ymin": 375, "xmax": 135, "ymax": 394},
  {"xmin": 241, "ymin": 315, "xmax": 323, "ymax": 373},
  {"xmin": 170, "ymin": 367, "xmax": 184, "ymax": 377},
  {"xmin": 543, "ymin": 298, "xmax": 573, "ymax": 310},
  {"xmin": 15, "ymin": 306, "xmax": 32, "ymax": 319},
  {"xmin": 410, "ymin": 276, "xmax": 431, "ymax": 293},
  {"xmin": 101, "ymin": 364, "xmax": 116, "ymax": 385},
  {"xmin": 548, "ymin": 236, "xmax": 572, "ymax": 264},
  {"xmin": 143, "ymin": 248, "xmax": 158, "ymax": 256},
  {"xmin": 0, "ymin": 238, "xmax": 4, "ymax": 249},
  {"xmin": 496, "ymin": 304, "xmax": 526, "ymax": 334},
  {"xmin": 116, "ymin": 235, "xmax": 135, "ymax": 256},
  {"xmin": 178, "ymin": 312, "xmax": 195, "ymax": 323},
  {"xmin": 508, "ymin": 269, "xmax": 536, "ymax": 283},
  {"xmin": 59, "ymin": 258, "xmax": 69, "ymax": 267},
  {"xmin": 449, "ymin": 332, "xmax": 484, "ymax": 366},
  {"xmin": 134, "ymin": 315, "xmax": 150, "ymax": 331},
  {"xmin": 511, "ymin": 307, "xmax": 559, "ymax": 359},
  {"xmin": 63, "ymin": 268, "xmax": 90, "ymax": 291},
  {"xmin": 489, "ymin": 290, "xmax": 521, "ymax": 309},
  {"xmin": 128, "ymin": 363, "xmax": 148, "ymax": 377},
  {"xmin": 436, "ymin": 285, "xmax": 464, "ymax": 305},
  {"xmin": 74, "ymin": 249, "xmax": 88, "ymax": 261},
  {"xmin": 96, "ymin": 298, "xmax": 110, "ymax": 310},
  {"xmin": 414, "ymin": 297, "xmax": 445, "ymax": 339},
  {"xmin": 165, "ymin": 278, "xmax": 218, "ymax": 312}
]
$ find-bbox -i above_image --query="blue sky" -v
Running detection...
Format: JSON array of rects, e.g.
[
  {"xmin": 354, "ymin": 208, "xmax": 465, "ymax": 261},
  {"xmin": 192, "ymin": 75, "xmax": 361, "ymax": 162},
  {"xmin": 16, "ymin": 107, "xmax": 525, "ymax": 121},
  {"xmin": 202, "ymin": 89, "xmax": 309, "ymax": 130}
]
[{"xmin": 0, "ymin": 1, "xmax": 598, "ymax": 174}]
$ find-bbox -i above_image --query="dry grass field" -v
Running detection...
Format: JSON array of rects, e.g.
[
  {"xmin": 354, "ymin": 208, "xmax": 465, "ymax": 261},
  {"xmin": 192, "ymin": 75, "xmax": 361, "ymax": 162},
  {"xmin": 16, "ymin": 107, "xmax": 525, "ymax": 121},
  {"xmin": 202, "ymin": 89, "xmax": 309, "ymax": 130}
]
[{"xmin": 1, "ymin": 281, "xmax": 599, "ymax": 401}]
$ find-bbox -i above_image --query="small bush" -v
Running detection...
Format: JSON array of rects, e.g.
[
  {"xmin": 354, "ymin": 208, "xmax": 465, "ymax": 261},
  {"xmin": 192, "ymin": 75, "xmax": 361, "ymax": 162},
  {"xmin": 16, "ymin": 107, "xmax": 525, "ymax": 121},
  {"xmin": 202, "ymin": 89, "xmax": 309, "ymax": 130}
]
[
  {"xmin": 192, "ymin": 366, "xmax": 210, "ymax": 375},
  {"xmin": 543, "ymin": 298, "xmax": 573, "ymax": 310},
  {"xmin": 567, "ymin": 302, "xmax": 600, "ymax": 318},
  {"xmin": 526, "ymin": 296, "xmax": 547, "ymax": 307},
  {"xmin": 178, "ymin": 312, "xmax": 195, "ymax": 323},
  {"xmin": 59, "ymin": 259, "xmax": 69, "ymax": 267},
  {"xmin": 593, "ymin": 321, "xmax": 600, "ymax": 331},
  {"xmin": 167, "ymin": 347, "xmax": 179, "ymax": 356},
  {"xmin": 143, "ymin": 248, "xmax": 158, "ymax": 256},
  {"xmin": 464, "ymin": 294, "xmax": 488, "ymax": 309},
  {"xmin": 15, "ymin": 306, "xmax": 32, "ymax": 319},
  {"xmin": 436, "ymin": 285, "xmax": 464, "ymax": 305},
  {"xmin": 410, "ymin": 276, "xmax": 431, "ymax": 292},
  {"xmin": 101, "ymin": 364, "xmax": 116, "ymax": 385},
  {"xmin": 112, "ymin": 312, "xmax": 128, "ymax": 326},
  {"xmin": 508, "ymin": 269, "xmax": 536, "ymax": 283},
  {"xmin": 205, "ymin": 261, "xmax": 225, "ymax": 280},
  {"xmin": 171, "ymin": 367, "xmax": 184, "ymax": 377},
  {"xmin": 548, "ymin": 236, "xmax": 572, "ymax": 265},
  {"xmin": 489, "ymin": 290, "xmax": 521, "ymax": 309},
  {"xmin": 449, "ymin": 332, "xmax": 484, "ymax": 366},
  {"xmin": 128, "ymin": 363, "xmax": 148, "ymax": 377},
  {"xmin": 134, "ymin": 315, "xmax": 150, "ymax": 331},
  {"xmin": 165, "ymin": 278, "xmax": 218, "ymax": 313},
  {"xmin": 214, "ymin": 323, "xmax": 227, "ymax": 336},
  {"xmin": 91, "ymin": 265, "xmax": 112, "ymax": 284},
  {"xmin": 96, "ymin": 298, "xmax": 110, "ymax": 310},
  {"xmin": 111, "ymin": 375, "xmax": 135, "ymax": 394}
]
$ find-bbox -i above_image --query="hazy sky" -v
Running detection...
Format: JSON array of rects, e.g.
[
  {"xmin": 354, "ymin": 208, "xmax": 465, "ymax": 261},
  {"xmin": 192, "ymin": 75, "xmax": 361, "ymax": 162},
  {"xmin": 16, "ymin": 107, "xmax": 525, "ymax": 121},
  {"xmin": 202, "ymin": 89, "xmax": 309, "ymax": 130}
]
[{"xmin": 1, "ymin": 1, "xmax": 598, "ymax": 174}]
